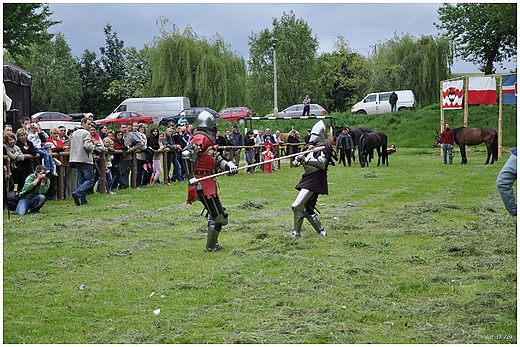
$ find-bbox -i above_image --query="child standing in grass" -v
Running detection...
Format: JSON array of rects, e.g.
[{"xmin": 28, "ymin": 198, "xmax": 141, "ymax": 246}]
[{"xmin": 262, "ymin": 136, "xmax": 275, "ymax": 173}]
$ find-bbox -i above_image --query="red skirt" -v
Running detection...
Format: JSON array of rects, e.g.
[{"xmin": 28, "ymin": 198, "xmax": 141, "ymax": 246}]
[{"xmin": 187, "ymin": 176, "xmax": 218, "ymax": 204}]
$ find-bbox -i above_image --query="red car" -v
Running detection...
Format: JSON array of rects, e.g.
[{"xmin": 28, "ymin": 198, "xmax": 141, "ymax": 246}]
[
  {"xmin": 94, "ymin": 111, "xmax": 154, "ymax": 126},
  {"xmin": 31, "ymin": 112, "xmax": 72, "ymax": 122},
  {"xmin": 218, "ymin": 107, "xmax": 252, "ymax": 124}
]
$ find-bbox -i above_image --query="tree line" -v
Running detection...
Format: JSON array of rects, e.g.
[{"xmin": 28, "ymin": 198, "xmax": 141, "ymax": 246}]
[{"xmin": 3, "ymin": 4, "xmax": 516, "ymax": 119}]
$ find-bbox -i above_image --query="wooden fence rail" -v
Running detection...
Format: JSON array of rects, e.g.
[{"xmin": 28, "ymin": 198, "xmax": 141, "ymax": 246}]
[{"xmin": 4, "ymin": 143, "xmax": 306, "ymax": 200}]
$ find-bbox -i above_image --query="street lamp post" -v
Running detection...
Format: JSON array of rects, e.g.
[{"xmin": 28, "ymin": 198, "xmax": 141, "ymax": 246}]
[{"xmin": 271, "ymin": 38, "xmax": 278, "ymax": 117}]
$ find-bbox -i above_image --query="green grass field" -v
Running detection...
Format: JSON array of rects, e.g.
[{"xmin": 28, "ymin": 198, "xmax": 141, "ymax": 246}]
[{"xmin": 3, "ymin": 146, "xmax": 516, "ymax": 343}]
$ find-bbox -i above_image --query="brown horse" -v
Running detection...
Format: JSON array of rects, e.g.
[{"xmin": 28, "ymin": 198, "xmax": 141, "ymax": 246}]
[{"xmin": 434, "ymin": 127, "xmax": 498, "ymax": 165}]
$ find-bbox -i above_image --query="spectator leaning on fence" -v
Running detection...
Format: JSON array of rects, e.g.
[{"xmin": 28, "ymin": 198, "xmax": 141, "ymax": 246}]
[
  {"xmin": 229, "ymin": 124, "xmax": 244, "ymax": 166},
  {"xmin": 120, "ymin": 123, "xmax": 143, "ymax": 190},
  {"xmin": 4, "ymin": 131, "xmax": 24, "ymax": 191},
  {"xmin": 27, "ymin": 123, "xmax": 54, "ymax": 173},
  {"xmin": 15, "ymin": 128, "xmax": 37, "ymax": 191}
]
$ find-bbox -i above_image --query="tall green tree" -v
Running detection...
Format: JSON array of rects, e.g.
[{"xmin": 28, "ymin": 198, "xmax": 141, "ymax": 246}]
[
  {"xmin": 100, "ymin": 23, "xmax": 125, "ymax": 81},
  {"xmin": 148, "ymin": 21, "xmax": 246, "ymax": 110},
  {"xmin": 436, "ymin": 3, "xmax": 517, "ymax": 74},
  {"xmin": 76, "ymin": 49, "xmax": 106, "ymax": 115},
  {"xmin": 367, "ymin": 33, "xmax": 453, "ymax": 107},
  {"xmin": 315, "ymin": 36, "xmax": 370, "ymax": 112},
  {"xmin": 98, "ymin": 23, "xmax": 126, "ymax": 115},
  {"xmin": 105, "ymin": 46, "xmax": 151, "ymax": 102},
  {"xmin": 3, "ymin": 3, "xmax": 60, "ymax": 63},
  {"xmin": 248, "ymin": 11, "xmax": 318, "ymax": 116},
  {"xmin": 22, "ymin": 32, "xmax": 82, "ymax": 113}
]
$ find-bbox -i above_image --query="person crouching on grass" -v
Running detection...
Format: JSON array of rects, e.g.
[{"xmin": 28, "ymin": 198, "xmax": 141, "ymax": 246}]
[{"xmin": 15, "ymin": 165, "xmax": 50, "ymax": 215}]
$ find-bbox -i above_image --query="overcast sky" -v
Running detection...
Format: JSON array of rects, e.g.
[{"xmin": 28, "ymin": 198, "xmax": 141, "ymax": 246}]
[{"xmin": 47, "ymin": 2, "xmax": 516, "ymax": 74}]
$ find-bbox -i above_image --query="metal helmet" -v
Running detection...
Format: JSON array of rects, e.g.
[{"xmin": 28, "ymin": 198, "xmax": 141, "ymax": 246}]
[
  {"xmin": 309, "ymin": 120, "xmax": 327, "ymax": 145},
  {"xmin": 197, "ymin": 111, "xmax": 216, "ymax": 129}
]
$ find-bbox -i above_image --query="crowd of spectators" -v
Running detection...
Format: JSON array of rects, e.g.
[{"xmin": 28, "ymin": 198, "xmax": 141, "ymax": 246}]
[{"xmin": 4, "ymin": 115, "xmax": 305, "ymax": 211}]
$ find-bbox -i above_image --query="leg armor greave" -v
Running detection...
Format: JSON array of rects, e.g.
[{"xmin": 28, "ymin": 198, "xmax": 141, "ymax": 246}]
[
  {"xmin": 206, "ymin": 218, "xmax": 222, "ymax": 252},
  {"xmin": 304, "ymin": 212, "xmax": 326, "ymax": 236},
  {"xmin": 288, "ymin": 189, "xmax": 315, "ymax": 237},
  {"xmin": 198, "ymin": 191, "xmax": 228, "ymax": 251}
]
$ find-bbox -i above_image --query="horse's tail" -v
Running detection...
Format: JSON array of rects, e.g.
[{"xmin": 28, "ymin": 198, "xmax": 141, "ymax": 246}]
[
  {"xmin": 381, "ymin": 135, "xmax": 388, "ymax": 166},
  {"xmin": 491, "ymin": 129, "xmax": 499, "ymax": 162}
]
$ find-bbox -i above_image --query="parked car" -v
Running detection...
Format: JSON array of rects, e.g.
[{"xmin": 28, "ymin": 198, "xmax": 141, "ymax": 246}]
[
  {"xmin": 38, "ymin": 121, "xmax": 79, "ymax": 134},
  {"xmin": 94, "ymin": 111, "xmax": 154, "ymax": 126},
  {"xmin": 266, "ymin": 104, "xmax": 328, "ymax": 117},
  {"xmin": 350, "ymin": 90, "xmax": 416, "ymax": 115},
  {"xmin": 31, "ymin": 112, "xmax": 72, "ymax": 122},
  {"xmin": 218, "ymin": 107, "xmax": 252, "ymax": 124},
  {"xmin": 67, "ymin": 113, "xmax": 89, "ymax": 122},
  {"xmin": 159, "ymin": 107, "xmax": 217, "ymax": 127},
  {"xmin": 111, "ymin": 97, "xmax": 190, "ymax": 126}
]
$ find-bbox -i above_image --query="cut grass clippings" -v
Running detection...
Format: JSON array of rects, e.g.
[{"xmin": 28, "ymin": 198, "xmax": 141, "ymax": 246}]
[{"xmin": 3, "ymin": 147, "xmax": 516, "ymax": 344}]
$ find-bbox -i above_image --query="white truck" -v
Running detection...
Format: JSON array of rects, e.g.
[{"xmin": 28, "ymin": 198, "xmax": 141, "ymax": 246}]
[
  {"xmin": 110, "ymin": 97, "xmax": 190, "ymax": 125},
  {"xmin": 351, "ymin": 90, "xmax": 416, "ymax": 115}
]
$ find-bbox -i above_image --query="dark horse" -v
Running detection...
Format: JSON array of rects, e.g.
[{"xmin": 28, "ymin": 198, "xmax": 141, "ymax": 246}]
[
  {"xmin": 434, "ymin": 127, "xmax": 498, "ymax": 165},
  {"xmin": 332, "ymin": 126, "xmax": 372, "ymax": 145},
  {"xmin": 358, "ymin": 131, "xmax": 388, "ymax": 167},
  {"xmin": 332, "ymin": 126, "xmax": 372, "ymax": 139}
]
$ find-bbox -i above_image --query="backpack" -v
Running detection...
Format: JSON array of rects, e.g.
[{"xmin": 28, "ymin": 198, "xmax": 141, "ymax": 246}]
[
  {"xmin": 6, "ymin": 184, "xmax": 37, "ymax": 212},
  {"xmin": 6, "ymin": 190, "xmax": 22, "ymax": 211}
]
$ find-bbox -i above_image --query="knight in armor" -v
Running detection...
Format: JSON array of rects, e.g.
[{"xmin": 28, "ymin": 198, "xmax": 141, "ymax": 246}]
[
  {"xmin": 285, "ymin": 120, "xmax": 334, "ymax": 238},
  {"xmin": 182, "ymin": 111, "xmax": 238, "ymax": 252}
]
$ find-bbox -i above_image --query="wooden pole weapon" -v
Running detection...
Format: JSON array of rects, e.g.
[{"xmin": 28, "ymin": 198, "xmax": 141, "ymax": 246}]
[{"xmin": 195, "ymin": 145, "xmax": 325, "ymax": 182}]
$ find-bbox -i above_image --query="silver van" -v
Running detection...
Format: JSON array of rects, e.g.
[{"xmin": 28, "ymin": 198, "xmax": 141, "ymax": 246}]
[
  {"xmin": 351, "ymin": 90, "xmax": 416, "ymax": 115},
  {"xmin": 110, "ymin": 97, "xmax": 190, "ymax": 125}
]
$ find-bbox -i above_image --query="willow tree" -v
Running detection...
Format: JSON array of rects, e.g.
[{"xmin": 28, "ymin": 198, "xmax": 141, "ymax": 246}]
[
  {"xmin": 248, "ymin": 11, "xmax": 318, "ymax": 116},
  {"xmin": 147, "ymin": 21, "xmax": 246, "ymax": 110},
  {"xmin": 367, "ymin": 33, "xmax": 453, "ymax": 107}
]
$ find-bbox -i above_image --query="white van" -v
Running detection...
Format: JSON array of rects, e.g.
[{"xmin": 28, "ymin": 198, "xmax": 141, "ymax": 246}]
[
  {"xmin": 110, "ymin": 97, "xmax": 190, "ymax": 125},
  {"xmin": 351, "ymin": 90, "xmax": 416, "ymax": 115}
]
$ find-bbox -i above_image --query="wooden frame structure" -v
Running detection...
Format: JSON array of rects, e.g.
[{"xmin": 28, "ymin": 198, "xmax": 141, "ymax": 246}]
[{"xmin": 440, "ymin": 73, "xmax": 516, "ymax": 157}]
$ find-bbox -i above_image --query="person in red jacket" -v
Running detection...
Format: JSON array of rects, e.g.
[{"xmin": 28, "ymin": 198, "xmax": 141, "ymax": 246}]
[
  {"xmin": 440, "ymin": 123, "xmax": 455, "ymax": 164},
  {"xmin": 182, "ymin": 111, "xmax": 238, "ymax": 252}
]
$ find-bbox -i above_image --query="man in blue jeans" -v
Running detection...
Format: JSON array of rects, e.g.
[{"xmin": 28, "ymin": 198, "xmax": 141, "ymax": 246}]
[
  {"xmin": 69, "ymin": 117, "xmax": 103, "ymax": 205},
  {"xmin": 15, "ymin": 165, "xmax": 50, "ymax": 215},
  {"xmin": 440, "ymin": 123, "xmax": 454, "ymax": 164},
  {"xmin": 496, "ymin": 148, "xmax": 517, "ymax": 216}
]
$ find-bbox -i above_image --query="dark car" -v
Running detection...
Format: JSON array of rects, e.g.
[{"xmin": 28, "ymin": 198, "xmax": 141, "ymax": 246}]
[
  {"xmin": 67, "ymin": 113, "xmax": 89, "ymax": 122},
  {"xmin": 218, "ymin": 107, "xmax": 252, "ymax": 124},
  {"xmin": 159, "ymin": 107, "xmax": 218, "ymax": 127},
  {"xmin": 31, "ymin": 112, "xmax": 72, "ymax": 122},
  {"xmin": 94, "ymin": 111, "xmax": 154, "ymax": 126}
]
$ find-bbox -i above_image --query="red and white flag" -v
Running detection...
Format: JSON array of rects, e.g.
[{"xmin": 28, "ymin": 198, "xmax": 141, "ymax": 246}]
[
  {"xmin": 442, "ymin": 80, "xmax": 463, "ymax": 109},
  {"xmin": 468, "ymin": 76, "xmax": 496, "ymax": 104}
]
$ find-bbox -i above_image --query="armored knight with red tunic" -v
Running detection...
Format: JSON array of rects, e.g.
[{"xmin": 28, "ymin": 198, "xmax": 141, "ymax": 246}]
[{"xmin": 182, "ymin": 111, "xmax": 238, "ymax": 252}]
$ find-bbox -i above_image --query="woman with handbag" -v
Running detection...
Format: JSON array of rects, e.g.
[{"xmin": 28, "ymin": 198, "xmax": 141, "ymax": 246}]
[{"xmin": 15, "ymin": 128, "xmax": 37, "ymax": 191}]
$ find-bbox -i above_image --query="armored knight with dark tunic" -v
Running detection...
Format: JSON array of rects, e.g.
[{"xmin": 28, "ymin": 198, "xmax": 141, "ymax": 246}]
[
  {"xmin": 285, "ymin": 120, "xmax": 334, "ymax": 238},
  {"xmin": 182, "ymin": 111, "xmax": 238, "ymax": 252}
]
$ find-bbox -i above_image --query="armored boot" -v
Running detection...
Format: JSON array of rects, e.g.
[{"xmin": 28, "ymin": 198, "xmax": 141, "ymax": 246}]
[
  {"xmin": 284, "ymin": 206, "xmax": 305, "ymax": 237},
  {"xmin": 305, "ymin": 212, "xmax": 327, "ymax": 236},
  {"xmin": 205, "ymin": 219, "xmax": 222, "ymax": 252}
]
